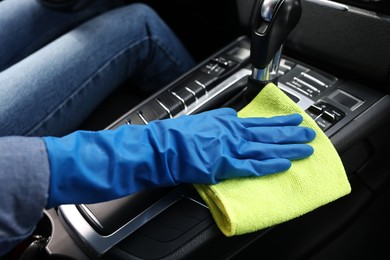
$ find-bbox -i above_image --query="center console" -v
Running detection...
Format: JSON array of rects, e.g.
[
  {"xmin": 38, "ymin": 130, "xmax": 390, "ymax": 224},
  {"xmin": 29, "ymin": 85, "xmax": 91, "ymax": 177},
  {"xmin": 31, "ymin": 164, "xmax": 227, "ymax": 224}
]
[{"xmin": 41, "ymin": 34, "xmax": 385, "ymax": 259}]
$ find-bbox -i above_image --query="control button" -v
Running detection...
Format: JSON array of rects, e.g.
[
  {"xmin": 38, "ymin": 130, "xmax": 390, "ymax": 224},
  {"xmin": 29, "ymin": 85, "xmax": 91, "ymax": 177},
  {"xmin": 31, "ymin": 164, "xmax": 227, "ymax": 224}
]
[
  {"xmin": 321, "ymin": 110, "xmax": 336, "ymax": 123},
  {"xmin": 155, "ymin": 92, "xmax": 184, "ymax": 117},
  {"xmin": 125, "ymin": 113, "xmax": 145, "ymax": 125},
  {"xmin": 327, "ymin": 108, "xmax": 344, "ymax": 121},
  {"xmin": 212, "ymin": 56, "xmax": 236, "ymax": 68},
  {"xmin": 196, "ymin": 73, "xmax": 217, "ymax": 91},
  {"xmin": 202, "ymin": 61, "xmax": 218, "ymax": 73},
  {"xmin": 298, "ymin": 72, "xmax": 328, "ymax": 92},
  {"xmin": 282, "ymin": 59, "xmax": 296, "ymax": 69},
  {"xmin": 308, "ymin": 104, "xmax": 323, "ymax": 115},
  {"xmin": 169, "ymin": 86, "xmax": 196, "ymax": 106},
  {"xmin": 211, "ymin": 65, "xmax": 226, "ymax": 76},
  {"xmin": 286, "ymin": 75, "xmax": 323, "ymax": 98},
  {"xmin": 286, "ymin": 81, "xmax": 314, "ymax": 98},
  {"xmin": 306, "ymin": 110, "xmax": 320, "ymax": 120},
  {"xmin": 185, "ymin": 80, "xmax": 206, "ymax": 98},
  {"xmin": 278, "ymin": 59, "xmax": 295, "ymax": 75},
  {"xmin": 149, "ymin": 100, "xmax": 170, "ymax": 119},
  {"xmin": 315, "ymin": 117, "xmax": 332, "ymax": 131},
  {"xmin": 293, "ymin": 77, "xmax": 321, "ymax": 93},
  {"xmin": 307, "ymin": 101, "xmax": 347, "ymax": 131},
  {"xmin": 137, "ymin": 101, "xmax": 170, "ymax": 123},
  {"xmin": 316, "ymin": 102, "xmax": 331, "ymax": 111},
  {"xmin": 301, "ymin": 86, "xmax": 320, "ymax": 97},
  {"xmin": 316, "ymin": 102, "xmax": 345, "ymax": 121},
  {"xmin": 278, "ymin": 66, "xmax": 290, "ymax": 76},
  {"xmin": 302, "ymin": 70, "xmax": 336, "ymax": 90},
  {"xmin": 201, "ymin": 61, "xmax": 226, "ymax": 77}
]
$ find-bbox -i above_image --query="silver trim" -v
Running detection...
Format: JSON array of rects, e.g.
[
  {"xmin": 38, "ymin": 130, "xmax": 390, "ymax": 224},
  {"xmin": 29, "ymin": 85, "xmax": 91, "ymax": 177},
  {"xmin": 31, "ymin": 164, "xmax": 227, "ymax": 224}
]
[
  {"xmin": 137, "ymin": 112, "xmax": 148, "ymax": 125},
  {"xmin": 182, "ymin": 195, "xmax": 209, "ymax": 209},
  {"xmin": 278, "ymin": 82, "xmax": 314, "ymax": 110},
  {"xmin": 155, "ymin": 99, "xmax": 173, "ymax": 118},
  {"xmin": 194, "ymin": 80, "xmax": 207, "ymax": 91},
  {"xmin": 305, "ymin": 0, "xmax": 349, "ymax": 11},
  {"xmin": 185, "ymin": 87, "xmax": 197, "ymax": 99},
  {"xmin": 280, "ymin": 63, "xmax": 292, "ymax": 71},
  {"xmin": 78, "ymin": 204, "xmax": 104, "ymax": 230},
  {"xmin": 293, "ymin": 77, "xmax": 320, "ymax": 93},
  {"xmin": 58, "ymin": 185, "xmax": 191, "ymax": 256},
  {"xmin": 170, "ymin": 91, "xmax": 187, "ymax": 109},
  {"xmin": 301, "ymin": 72, "xmax": 328, "ymax": 87},
  {"xmin": 252, "ymin": 46, "xmax": 283, "ymax": 82}
]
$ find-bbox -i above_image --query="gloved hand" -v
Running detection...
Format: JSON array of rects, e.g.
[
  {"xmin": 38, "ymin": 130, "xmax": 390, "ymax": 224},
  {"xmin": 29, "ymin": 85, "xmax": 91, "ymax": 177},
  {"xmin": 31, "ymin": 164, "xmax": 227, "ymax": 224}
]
[{"xmin": 43, "ymin": 108, "xmax": 315, "ymax": 208}]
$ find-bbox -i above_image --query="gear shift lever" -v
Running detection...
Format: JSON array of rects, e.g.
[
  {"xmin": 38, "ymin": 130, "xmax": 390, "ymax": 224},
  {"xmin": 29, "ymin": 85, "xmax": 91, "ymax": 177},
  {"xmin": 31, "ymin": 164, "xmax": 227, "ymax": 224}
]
[{"xmin": 245, "ymin": 0, "xmax": 301, "ymax": 101}]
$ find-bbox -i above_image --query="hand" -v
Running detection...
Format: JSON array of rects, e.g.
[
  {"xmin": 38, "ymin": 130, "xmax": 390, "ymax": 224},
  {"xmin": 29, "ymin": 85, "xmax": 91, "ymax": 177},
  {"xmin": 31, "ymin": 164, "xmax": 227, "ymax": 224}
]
[
  {"xmin": 146, "ymin": 108, "xmax": 315, "ymax": 183},
  {"xmin": 43, "ymin": 108, "xmax": 315, "ymax": 207}
]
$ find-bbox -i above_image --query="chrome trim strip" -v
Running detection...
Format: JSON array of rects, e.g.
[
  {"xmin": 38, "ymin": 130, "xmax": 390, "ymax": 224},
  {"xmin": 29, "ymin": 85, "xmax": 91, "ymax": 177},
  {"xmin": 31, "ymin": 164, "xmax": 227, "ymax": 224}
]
[
  {"xmin": 251, "ymin": 46, "xmax": 283, "ymax": 82},
  {"xmin": 287, "ymin": 81, "xmax": 311, "ymax": 96},
  {"xmin": 78, "ymin": 204, "xmax": 104, "ymax": 230},
  {"xmin": 293, "ymin": 77, "xmax": 320, "ymax": 92},
  {"xmin": 137, "ymin": 112, "xmax": 148, "ymax": 124},
  {"xmin": 279, "ymin": 63, "xmax": 292, "ymax": 71},
  {"xmin": 155, "ymin": 99, "xmax": 173, "ymax": 118},
  {"xmin": 170, "ymin": 91, "xmax": 187, "ymax": 109},
  {"xmin": 279, "ymin": 82, "xmax": 314, "ymax": 110},
  {"xmin": 58, "ymin": 185, "xmax": 191, "ymax": 256},
  {"xmin": 305, "ymin": 0, "xmax": 348, "ymax": 11},
  {"xmin": 194, "ymin": 80, "xmax": 207, "ymax": 91},
  {"xmin": 182, "ymin": 195, "xmax": 209, "ymax": 209},
  {"xmin": 185, "ymin": 87, "xmax": 197, "ymax": 99},
  {"xmin": 301, "ymin": 72, "xmax": 328, "ymax": 87}
]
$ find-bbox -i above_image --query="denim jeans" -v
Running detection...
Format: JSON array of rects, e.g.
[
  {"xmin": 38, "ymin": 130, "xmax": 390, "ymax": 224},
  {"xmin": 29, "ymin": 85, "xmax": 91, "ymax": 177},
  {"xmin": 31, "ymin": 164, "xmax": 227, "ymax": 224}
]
[{"xmin": 0, "ymin": 0, "xmax": 195, "ymax": 137}]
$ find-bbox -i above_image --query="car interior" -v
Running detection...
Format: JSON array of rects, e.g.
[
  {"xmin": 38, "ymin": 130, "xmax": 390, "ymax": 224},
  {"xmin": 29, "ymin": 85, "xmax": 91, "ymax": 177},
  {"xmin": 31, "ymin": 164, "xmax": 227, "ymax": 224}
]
[{"xmin": 7, "ymin": 0, "xmax": 390, "ymax": 259}]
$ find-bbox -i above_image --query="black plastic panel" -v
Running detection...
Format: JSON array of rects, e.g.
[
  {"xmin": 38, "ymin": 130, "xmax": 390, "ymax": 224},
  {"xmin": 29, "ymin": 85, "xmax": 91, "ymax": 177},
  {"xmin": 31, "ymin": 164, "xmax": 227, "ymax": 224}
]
[
  {"xmin": 77, "ymin": 187, "xmax": 174, "ymax": 236},
  {"xmin": 335, "ymin": 0, "xmax": 390, "ymax": 14},
  {"xmin": 105, "ymin": 195, "xmax": 213, "ymax": 259},
  {"xmin": 285, "ymin": 0, "xmax": 390, "ymax": 90}
]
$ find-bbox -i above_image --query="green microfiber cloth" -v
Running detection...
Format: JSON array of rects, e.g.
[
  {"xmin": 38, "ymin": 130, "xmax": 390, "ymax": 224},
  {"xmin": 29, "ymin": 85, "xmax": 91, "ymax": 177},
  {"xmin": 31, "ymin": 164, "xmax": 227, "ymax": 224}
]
[{"xmin": 194, "ymin": 83, "xmax": 351, "ymax": 237}]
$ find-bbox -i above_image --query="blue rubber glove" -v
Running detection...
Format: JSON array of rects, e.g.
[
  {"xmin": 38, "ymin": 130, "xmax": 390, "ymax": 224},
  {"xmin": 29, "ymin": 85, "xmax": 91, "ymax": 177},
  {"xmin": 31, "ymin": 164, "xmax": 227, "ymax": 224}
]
[{"xmin": 43, "ymin": 108, "xmax": 315, "ymax": 208}]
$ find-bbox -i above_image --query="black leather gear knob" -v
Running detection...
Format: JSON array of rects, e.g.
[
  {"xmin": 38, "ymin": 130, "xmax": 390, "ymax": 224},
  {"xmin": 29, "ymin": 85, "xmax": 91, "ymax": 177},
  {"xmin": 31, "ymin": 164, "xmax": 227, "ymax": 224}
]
[{"xmin": 250, "ymin": 0, "xmax": 301, "ymax": 70}]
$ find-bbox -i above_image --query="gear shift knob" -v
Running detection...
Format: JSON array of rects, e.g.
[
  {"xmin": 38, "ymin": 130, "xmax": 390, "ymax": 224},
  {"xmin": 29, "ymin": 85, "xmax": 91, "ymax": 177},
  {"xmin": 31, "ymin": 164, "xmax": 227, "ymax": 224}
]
[{"xmin": 250, "ymin": 0, "xmax": 301, "ymax": 83}]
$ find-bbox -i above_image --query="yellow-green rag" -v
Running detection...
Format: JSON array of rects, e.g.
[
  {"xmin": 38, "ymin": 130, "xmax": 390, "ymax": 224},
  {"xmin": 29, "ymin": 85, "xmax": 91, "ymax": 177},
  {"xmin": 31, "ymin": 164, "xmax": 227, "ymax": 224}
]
[{"xmin": 194, "ymin": 83, "xmax": 351, "ymax": 237}]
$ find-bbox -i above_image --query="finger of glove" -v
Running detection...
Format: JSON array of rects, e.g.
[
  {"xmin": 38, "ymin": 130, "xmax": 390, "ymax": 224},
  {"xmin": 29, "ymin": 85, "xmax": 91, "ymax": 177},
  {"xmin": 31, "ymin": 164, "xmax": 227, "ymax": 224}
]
[
  {"xmin": 235, "ymin": 142, "xmax": 314, "ymax": 161},
  {"xmin": 216, "ymin": 157, "xmax": 292, "ymax": 180},
  {"xmin": 244, "ymin": 126, "xmax": 316, "ymax": 144},
  {"xmin": 237, "ymin": 113, "xmax": 303, "ymax": 128}
]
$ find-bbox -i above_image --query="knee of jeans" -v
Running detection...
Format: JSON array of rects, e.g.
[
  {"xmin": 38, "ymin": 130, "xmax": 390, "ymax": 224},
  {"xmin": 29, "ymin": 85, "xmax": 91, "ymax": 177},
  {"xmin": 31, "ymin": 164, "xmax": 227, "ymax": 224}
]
[{"xmin": 127, "ymin": 3, "xmax": 158, "ymax": 19}]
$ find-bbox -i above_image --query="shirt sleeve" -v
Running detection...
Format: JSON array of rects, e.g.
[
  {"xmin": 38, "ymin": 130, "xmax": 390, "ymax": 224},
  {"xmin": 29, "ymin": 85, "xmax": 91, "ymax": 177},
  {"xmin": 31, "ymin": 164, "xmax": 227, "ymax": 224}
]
[{"xmin": 0, "ymin": 136, "xmax": 50, "ymax": 256}]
